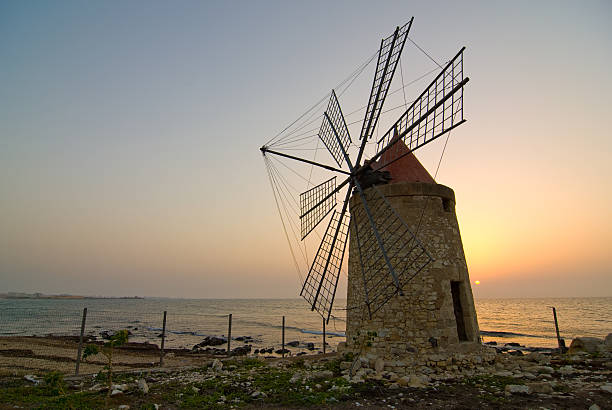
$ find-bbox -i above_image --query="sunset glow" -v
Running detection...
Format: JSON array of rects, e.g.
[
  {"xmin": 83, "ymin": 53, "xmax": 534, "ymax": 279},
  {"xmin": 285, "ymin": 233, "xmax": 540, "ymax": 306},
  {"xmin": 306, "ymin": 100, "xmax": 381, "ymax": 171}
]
[{"xmin": 1, "ymin": 1, "xmax": 610, "ymax": 298}]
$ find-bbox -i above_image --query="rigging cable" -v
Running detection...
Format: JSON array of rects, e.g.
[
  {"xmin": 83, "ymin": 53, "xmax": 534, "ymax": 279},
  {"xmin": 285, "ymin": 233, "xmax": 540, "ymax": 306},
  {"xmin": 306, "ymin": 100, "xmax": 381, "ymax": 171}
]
[
  {"xmin": 265, "ymin": 49, "xmax": 378, "ymax": 147},
  {"xmin": 399, "ymin": 57, "xmax": 409, "ymax": 110},
  {"xmin": 271, "ymin": 66, "xmax": 442, "ymax": 148},
  {"xmin": 269, "ymin": 162, "xmax": 310, "ymax": 268},
  {"xmin": 264, "ymin": 156, "xmax": 304, "ymax": 286},
  {"xmin": 408, "ymin": 36, "xmax": 443, "ymax": 68}
]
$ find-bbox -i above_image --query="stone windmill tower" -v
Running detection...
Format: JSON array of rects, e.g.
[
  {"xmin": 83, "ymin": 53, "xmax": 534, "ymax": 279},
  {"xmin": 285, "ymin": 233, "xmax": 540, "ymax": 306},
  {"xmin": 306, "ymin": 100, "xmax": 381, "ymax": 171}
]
[
  {"xmin": 260, "ymin": 19, "xmax": 482, "ymax": 360},
  {"xmin": 345, "ymin": 138, "xmax": 480, "ymax": 357}
]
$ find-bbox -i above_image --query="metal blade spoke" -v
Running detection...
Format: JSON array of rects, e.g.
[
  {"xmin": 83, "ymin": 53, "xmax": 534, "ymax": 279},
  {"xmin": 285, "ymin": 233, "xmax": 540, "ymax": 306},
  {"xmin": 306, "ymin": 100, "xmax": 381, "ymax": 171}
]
[
  {"xmin": 359, "ymin": 19, "xmax": 412, "ymax": 142},
  {"xmin": 375, "ymin": 48, "xmax": 468, "ymax": 163},
  {"xmin": 299, "ymin": 177, "xmax": 337, "ymax": 240},
  {"xmin": 300, "ymin": 208, "xmax": 350, "ymax": 322},
  {"xmin": 318, "ymin": 90, "xmax": 352, "ymax": 167},
  {"xmin": 350, "ymin": 186, "xmax": 433, "ymax": 317}
]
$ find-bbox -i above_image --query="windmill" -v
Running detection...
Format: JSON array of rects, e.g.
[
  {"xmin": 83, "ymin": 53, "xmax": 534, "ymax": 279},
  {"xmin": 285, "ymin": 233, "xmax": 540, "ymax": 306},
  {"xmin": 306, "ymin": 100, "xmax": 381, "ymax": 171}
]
[{"xmin": 260, "ymin": 18, "xmax": 469, "ymax": 325}]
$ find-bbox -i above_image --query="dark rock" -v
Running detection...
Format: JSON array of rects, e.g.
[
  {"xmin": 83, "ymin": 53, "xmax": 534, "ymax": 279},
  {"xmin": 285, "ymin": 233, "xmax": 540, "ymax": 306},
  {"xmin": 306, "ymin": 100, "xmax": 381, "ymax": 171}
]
[
  {"xmin": 506, "ymin": 342, "xmax": 522, "ymax": 347},
  {"xmin": 485, "ymin": 341, "xmax": 497, "ymax": 346},
  {"xmin": 286, "ymin": 341, "xmax": 299, "ymax": 347},
  {"xmin": 306, "ymin": 342, "xmax": 315, "ymax": 350},
  {"xmin": 297, "ymin": 352, "xmax": 307, "ymax": 356},
  {"xmin": 254, "ymin": 349, "xmax": 260, "ymax": 354},
  {"xmin": 203, "ymin": 347, "xmax": 226, "ymax": 355},
  {"xmin": 231, "ymin": 345, "xmax": 252, "ymax": 356},
  {"xmin": 198, "ymin": 336, "xmax": 227, "ymax": 347},
  {"xmin": 275, "ymin": 348, "xmax": 290, "ymax": 355},
  {"xmin": 99, "ymin": 331, "xmax": 112, "ymax": 340},
  {"xmin": 509, "ymin": 350, "xmax": 524, "ymax": 356},
  {"xmin": 569, "ymin": 337, "xmax": 604, "ymax": 354}
]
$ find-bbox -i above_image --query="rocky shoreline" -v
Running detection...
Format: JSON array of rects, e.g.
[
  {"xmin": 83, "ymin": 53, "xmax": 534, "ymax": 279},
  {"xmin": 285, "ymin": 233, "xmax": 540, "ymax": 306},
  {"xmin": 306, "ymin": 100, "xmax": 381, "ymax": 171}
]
[{"xmin": 2, "ymin": 333, "xmax": 610, "ymax": 408}]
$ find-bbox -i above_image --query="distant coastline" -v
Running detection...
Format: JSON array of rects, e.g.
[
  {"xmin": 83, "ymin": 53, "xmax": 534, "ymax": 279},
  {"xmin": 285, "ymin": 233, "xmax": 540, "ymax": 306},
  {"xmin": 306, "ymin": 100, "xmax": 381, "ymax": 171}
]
[{"xmin": 0, "ymin": 292, "xmax": 143, "ymax": 300}]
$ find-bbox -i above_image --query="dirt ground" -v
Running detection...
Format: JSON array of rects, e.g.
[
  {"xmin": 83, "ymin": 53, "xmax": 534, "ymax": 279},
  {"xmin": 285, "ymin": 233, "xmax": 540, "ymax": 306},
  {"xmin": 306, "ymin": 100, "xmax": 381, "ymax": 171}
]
[{"xmin": 0, "ymin": 336, "xmax": 209, "ymax": 376}]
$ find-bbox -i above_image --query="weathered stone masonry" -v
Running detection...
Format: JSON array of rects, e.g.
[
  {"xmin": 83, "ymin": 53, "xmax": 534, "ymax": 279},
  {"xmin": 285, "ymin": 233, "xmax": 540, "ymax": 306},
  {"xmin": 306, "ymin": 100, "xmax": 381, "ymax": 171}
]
[{"xmin": 346, "ymin": 181, "xmax": 480, "ymax": 358}]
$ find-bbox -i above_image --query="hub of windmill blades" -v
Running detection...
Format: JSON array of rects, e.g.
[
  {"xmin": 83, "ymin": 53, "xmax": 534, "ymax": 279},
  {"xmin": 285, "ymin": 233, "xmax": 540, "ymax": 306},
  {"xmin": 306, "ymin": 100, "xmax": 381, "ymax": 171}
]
[
  {"xmin": 354, "ymin": 160, "xmax": 392, "ymax": 190},
  {"xmin": 261, "ymin": 18, "xmax": 469, "ymax": 323}
]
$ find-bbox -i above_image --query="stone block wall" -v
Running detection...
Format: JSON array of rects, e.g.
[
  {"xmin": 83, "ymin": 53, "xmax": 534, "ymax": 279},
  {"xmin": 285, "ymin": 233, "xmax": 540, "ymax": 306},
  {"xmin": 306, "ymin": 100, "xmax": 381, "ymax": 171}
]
[{"xmin": 346, "ymin": 182, "xmax": 479, "ymax": 359}]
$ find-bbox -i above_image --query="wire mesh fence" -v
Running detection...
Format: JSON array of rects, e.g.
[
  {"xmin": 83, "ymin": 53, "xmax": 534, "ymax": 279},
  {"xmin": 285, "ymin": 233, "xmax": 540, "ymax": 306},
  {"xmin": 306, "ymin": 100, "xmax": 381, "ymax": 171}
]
[{"xmin": 0, "ymin": 305, "xmax": 345, "ymax": 376}]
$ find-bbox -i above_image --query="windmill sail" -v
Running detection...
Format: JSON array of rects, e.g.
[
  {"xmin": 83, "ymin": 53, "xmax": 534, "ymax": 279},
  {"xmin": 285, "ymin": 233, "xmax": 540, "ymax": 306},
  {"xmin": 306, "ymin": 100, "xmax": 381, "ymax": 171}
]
[
  {"xmin": 300, "ymin": 208, "xmax": 350, "ymax": 321},
  {"xmin": 299, "ymin": 177, "xmax": 337, "ymax": 240},
  {"xmin": 318, "ymin": 90, "xmax": 352, "ymax": 168},
  {"xmin": 261, "ymin": 19, "xmax": 470, "ymax": 324},
  {"xmin": 375, "ymin": 48, "xmax": 468, "ymax": 162},
  {"xmin": 359, "ymin": 19, "xmax": 412, "ymax": 141},
  {"xmin": 351, "ymin": 185, "xmax": 433, "ymax": 317}
]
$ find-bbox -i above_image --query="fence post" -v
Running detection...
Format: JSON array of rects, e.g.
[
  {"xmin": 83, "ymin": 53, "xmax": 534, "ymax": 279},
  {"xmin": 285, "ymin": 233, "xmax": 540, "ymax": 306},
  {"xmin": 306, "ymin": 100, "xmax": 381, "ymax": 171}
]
[
  {"xmin": 282, "ymin": 316, "xmax": 285, "ymax": 358},
  {"xmin": 322, "ymin": 318, "xmax": 326, "ymax": 354},
  {"xmin": 227, "ymin": 313, "xmax": 232, "ymax": 356},
  {"xmin": 160, "ymin": 311, "xmax": 167, "ymax": 366},
  {"xmin": 75, "ymin": 307, "xmax": 87, "ymax": 375},
  {"xmin": 551, "ymin": 307, "xmax": 566, "ymax": 352}
]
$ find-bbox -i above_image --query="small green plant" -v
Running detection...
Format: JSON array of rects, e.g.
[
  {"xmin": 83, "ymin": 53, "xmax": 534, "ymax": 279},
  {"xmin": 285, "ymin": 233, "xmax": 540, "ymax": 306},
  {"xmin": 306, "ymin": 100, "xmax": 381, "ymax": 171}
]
[
  {"xmin": 289, "ymin": 357, "xmax": 306, "ymax": 369},
  {"xmin": 82, "ymin": 329, "xmax": 129, "ymax": 395},
  {"xmin": 43, "ymin": 371, "xmax": 65, "ymax": 396}
]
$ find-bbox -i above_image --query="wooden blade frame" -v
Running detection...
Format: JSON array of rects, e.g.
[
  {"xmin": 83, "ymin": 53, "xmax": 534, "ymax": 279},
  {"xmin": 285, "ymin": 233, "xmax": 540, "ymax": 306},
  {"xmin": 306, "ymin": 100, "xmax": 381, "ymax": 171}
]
[
  {"xmin": 373, "ymin": 48, "xmax": 468, "ymax": 168},
  {"xmin": 350, "ymin": 185, "xmax": 433, "ymax": 318},
  {"xmin": 359, "ymin": 19, "xmax": 412, "ymax": 142},
  {"xmin": 299, "ymin": 177, "xmax": 337, "ymax": 240},
  {"xmin": 300, "ymin": 204, "xmax": 351, "ymax": 322},
  {"xmin": 318, "ymin": 90, "xmax": 352, "ymax": 168}
]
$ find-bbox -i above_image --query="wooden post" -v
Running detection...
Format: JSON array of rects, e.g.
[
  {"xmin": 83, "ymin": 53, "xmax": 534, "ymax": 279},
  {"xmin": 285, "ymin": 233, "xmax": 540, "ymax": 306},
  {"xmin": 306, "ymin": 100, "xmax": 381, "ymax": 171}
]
[
  {"xmin": 322, "ymin": 318, "xmax": 326, "ymax": 354},
  {"xmin": 75, "ymin": 307, "xmax": 87, "ymax": 375},
  {"xmin": 227, "ymin": 314, "xmax": 232, "ymax": 355},
  {"xmin": 551, "ymin": 307, "xmax": 566, "ymax": 351},
  {"xmin": 160, "ymin": 311, "xmax": 167, "ymax": 366},
  {"xmin": 282, "ymin": 316, "xmax": 285, "ymax": 358}
]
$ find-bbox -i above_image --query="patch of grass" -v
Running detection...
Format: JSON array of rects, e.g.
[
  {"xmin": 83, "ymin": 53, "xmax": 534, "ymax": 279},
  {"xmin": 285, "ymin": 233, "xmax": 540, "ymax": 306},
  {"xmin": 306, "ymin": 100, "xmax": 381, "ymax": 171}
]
[
  {"xmin": 553, "ymin": 383, "xmax": 571, "ymax": 393},
  {"xmin": 0, "ymin": 379, "xmax": 105, "ymax": 409},
  {"xmin": 322, "ymin": 357, "xmax": 342, "ymax": 376},
  {"xmin": 288, "ymin": 357, "xmax": 306, "ymax": 369},
  {"xmin": 479, "ymin": 391, "xmax": 508, "ymax": 404},
  {"xmin": 463, "ymin": 374, "xmax": 523, "ymax": 390},
  {"xmin": 223, "ymin": 357, "xmax": 266, "ymax": 371},
  {"xmin": 43, "ymin": 370, "xmax": 65, "ymax": 396}
]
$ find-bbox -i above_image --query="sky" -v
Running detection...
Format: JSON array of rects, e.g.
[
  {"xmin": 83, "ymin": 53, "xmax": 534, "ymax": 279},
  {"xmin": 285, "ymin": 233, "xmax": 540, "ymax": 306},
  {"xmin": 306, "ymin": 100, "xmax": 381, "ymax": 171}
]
[{"xmin": 1, "ymin": 0, "xmax": 611, "ymax": 299}]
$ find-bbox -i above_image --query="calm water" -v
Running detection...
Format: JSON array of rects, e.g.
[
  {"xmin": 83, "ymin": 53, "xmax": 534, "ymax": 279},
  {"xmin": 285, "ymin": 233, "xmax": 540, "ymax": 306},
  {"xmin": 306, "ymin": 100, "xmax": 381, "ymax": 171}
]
[{"xmin": 1, "ymin": 297, "xmax": 610, "ymax": 351}]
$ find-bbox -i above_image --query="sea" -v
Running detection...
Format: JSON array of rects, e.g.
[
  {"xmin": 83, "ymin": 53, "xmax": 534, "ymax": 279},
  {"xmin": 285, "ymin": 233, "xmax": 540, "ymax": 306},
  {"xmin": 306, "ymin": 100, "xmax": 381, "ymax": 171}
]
[{"xmin": 1, "ymin": 297, "xmax": 610, "ymax": 352}]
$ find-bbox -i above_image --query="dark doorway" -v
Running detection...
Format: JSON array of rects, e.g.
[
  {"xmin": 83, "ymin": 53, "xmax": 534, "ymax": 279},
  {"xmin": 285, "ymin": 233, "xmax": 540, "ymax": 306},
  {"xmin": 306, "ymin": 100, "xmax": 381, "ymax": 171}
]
[{"xmin": 451, "ymin": 281, "xmax": 468, "ymax": 341}]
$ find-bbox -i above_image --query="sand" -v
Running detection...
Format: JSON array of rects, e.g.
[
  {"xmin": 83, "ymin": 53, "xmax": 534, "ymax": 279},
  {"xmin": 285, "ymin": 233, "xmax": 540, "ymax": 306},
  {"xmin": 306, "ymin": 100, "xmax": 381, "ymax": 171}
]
[{"xmin": 0, "ymin": 336, "xmax": 209, "ymax": 376}]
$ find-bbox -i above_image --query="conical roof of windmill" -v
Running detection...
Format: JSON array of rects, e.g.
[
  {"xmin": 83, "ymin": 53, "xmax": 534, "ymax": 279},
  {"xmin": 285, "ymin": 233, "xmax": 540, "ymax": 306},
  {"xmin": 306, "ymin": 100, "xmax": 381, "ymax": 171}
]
[{"xmin": 372, "ymin": 138, "xmax": 435, "ymax": 184}]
